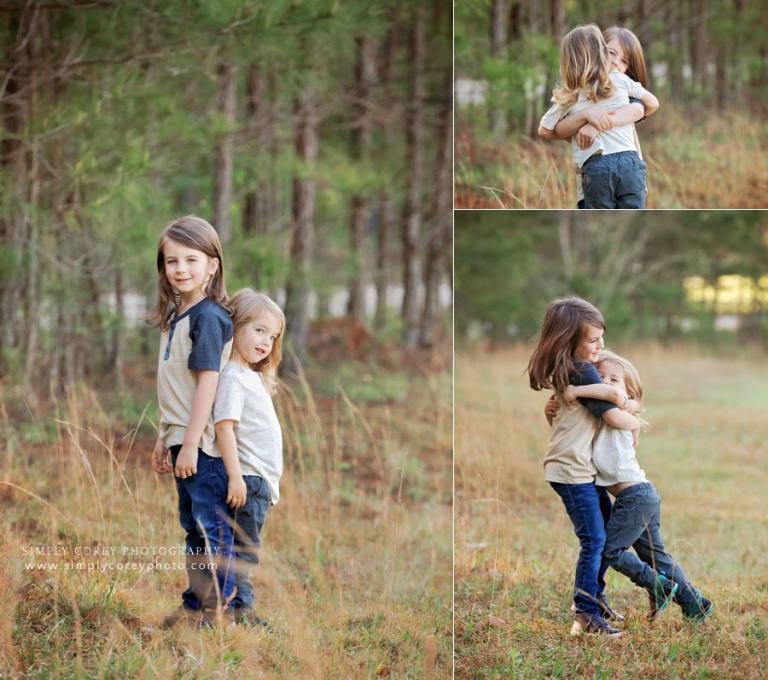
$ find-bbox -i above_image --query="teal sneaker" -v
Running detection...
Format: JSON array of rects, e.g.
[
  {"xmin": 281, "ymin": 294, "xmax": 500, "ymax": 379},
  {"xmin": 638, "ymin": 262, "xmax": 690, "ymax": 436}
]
[
  {"xmin": 680, "ymin": 590, "xmax": 714, "ymax": 622},
  {"xmin": 647, "ymin": 573, "xmax": 678, "ymax": 620}
]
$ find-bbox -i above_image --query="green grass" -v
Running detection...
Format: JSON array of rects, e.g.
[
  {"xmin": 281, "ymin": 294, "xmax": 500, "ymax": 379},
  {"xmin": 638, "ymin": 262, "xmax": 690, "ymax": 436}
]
[
  {"xmin": 455, "ymin": 346, "xmax": 768, "ymax": 679},
  {"xmin": 1, "ymin": 358, "xmax": 451, "ymax": 678}
]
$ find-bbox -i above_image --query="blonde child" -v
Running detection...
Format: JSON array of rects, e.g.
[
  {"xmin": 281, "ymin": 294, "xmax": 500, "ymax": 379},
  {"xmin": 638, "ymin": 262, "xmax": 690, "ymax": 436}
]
[
  {"xmin": 561, "ymin": 350, "xmax": 714, "ymax": 623},
  {"xmin": 148, "ymin": 215, "xmax": 236, "ymax": 628},
  {"xmin": 527, "ymin": 297, "xmax": 643, "ymax": 637},
  {"xmin": 213, "ymin": 289, "xmax": 285, "ymax": 627},
  {"xmin": 538, "ymin": 24, "xmax": 659, "ymax": 208}
]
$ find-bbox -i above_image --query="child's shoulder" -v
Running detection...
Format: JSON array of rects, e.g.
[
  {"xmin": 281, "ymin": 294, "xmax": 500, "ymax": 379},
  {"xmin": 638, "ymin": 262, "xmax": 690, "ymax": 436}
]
[{"xmin": 190, "ymin": 297, "xmax": 232, "ymax": 327}]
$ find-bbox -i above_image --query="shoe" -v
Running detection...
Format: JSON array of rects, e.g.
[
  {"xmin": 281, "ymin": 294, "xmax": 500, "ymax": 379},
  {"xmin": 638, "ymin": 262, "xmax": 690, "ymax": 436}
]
[
  {"xmin": 679, "ymin": 589, "xmax": 714, "ymax": 622},
  {"xmin": 598, "ymin": 594, "xmax": 625, "ymax": 622},
  {"xmin": 161, "ymin": 605, "xmax": 202, "ymax": 629},
  {"xmin": 199, "ymin": 607, "xmax": 236, "ymax": 628},
  {"xmin": 570, "ymin": 612, "xmax": 623, "ymax": 637},
  {"xmin": 569, "ymin": 595, "xmax": 625, "ymax": 623},
  {"xmin": 231, "ymin": 608, "xmax": 273, "ymax": 632},
  {"xmin": 647, "ymin": 573, "xmax": 678, "ymax": 620}
]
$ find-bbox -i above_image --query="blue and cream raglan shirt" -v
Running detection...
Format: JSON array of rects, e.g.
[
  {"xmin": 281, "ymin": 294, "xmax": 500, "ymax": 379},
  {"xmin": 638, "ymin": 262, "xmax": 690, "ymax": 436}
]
[{"xmin": 156, "ymin": 297, "xmax": 233, "ymax": 454}]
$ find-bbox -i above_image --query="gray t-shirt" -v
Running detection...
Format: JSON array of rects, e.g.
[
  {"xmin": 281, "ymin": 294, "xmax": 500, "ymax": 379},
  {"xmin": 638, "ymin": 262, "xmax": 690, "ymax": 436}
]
[{"xmin": 213, "ymin": 362, "xmax": 283, "ymax": 504}]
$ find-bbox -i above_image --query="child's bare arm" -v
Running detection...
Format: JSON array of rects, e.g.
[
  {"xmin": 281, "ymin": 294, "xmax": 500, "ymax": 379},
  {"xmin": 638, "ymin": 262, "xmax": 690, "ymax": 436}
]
[
  {"xmin": 639, "ymin": 90, "xmax": 659, "ymax": 116},
  {"xmin": 175, "ymin": 370, "xmax": 220, "ymax": 478},
  {"xmin": 215, "ymin": 420, "xmax": 247, "ymax": 509},
  {"xmin": 544, "ymin": 394, "xmax": 559, "ymax": 426},
  {"xmin": 562, "ymin": 383, "xmax": 627, "ymax": 406},
  {"xmin": 602, "ymin": 408, "xmax": 641, "ymax": 431}
]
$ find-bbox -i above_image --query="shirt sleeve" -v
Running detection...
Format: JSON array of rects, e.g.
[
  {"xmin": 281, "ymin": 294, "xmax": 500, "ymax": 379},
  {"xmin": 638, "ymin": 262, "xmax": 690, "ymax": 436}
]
[
  {"xmin": 213, "ymin": 374, "xmax": 245, "ymax": 424},
  {"xmin": 539, "ymin": 99, "xmax": 567, "ymax": 131},
  {"xmin": 571, "ymin": 362, "xmax": 617, "ymax": 418},
  {"xmin": 623, "ymin": 74, "xmax": 647, "ymax": 100},
  {"xmin": 188, "ymin": 305, "xmax": 233, "ymax": 371}
]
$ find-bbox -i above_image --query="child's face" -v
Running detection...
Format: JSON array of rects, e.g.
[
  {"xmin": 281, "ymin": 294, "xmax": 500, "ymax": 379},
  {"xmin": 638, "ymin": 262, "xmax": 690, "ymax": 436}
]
[
  {"xmin": 606, "ymin": 37, "xmax": 628, "ymax": 74},
  {"xmin": 574, "ymin": 324, "xmax": 604, "ymax": 363},
  {"xmin": 234, "ymin": 311, "xmax": 282, "ymax": 366},
  {"xmin": 598, "ymin": 360, "xmax": 625, "ymax": 389},
  {"xmin": 162, "ymin": 238, "xmax": 217, "ymax": 299}
]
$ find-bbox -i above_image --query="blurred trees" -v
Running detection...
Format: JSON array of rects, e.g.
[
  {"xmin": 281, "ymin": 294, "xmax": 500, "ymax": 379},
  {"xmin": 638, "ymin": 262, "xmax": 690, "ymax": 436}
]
[
  {"xmin": 0, "ymin": 0, "xmax": 452, "ymax": 391},
  {"xmin": 455, "ymin": 211, "xmax": 768, "ymax": 345},
  {"xmin": 456, "ymin": 0, "xmax": 768, "ymax": 141}
]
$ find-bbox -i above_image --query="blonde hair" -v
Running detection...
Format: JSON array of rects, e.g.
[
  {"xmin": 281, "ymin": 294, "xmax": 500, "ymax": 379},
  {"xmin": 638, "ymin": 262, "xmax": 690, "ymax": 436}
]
[
  {"xmin": 597, "ymin": 350, "xmax": 643, "ymax": 401},
  {"xmin": 603, "ymin": 26, "xmax": 648, "ymax": 88},
  {"xmin": 527, "ymin": 297, "xmax": 606, "ymax": 393},
  {"xmin": 147, "ymin": 215, "xmax": 228, "ymax": 330},
  {"xmin": 553, "ymin": 24, "xmax": 615, "ymax": 107},
  {"xmin": 230, "ymin": 289, "xmax": 285, "ymax": 394}
]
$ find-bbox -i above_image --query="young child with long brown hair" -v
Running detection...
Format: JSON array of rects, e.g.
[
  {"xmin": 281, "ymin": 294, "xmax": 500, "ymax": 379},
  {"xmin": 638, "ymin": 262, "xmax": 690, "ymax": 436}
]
[
  {"xmin": 561, "ymin": 350, "xmax": 714, "ymax": 624},
  {"xmin": 538, "ymin": 24, "xmax": 659, "ymax": 208},
  {"xmin": 148, "ymin": 215, "xmax": 236, "ymax": 628},
  {"xmin": 213, "ymin": 289, "xmax": 285, "ymax": 627},
  {"xmin": 527, "ymin": 297, "xmax": 643, "ymax": 637}
]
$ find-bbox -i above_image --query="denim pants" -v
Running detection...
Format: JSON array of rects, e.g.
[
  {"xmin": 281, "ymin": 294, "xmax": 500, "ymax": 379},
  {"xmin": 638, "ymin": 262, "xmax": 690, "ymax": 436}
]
[
  {"xmin": 581, "ymin": 150, "xmax": 646, "ymax": 209},
  {"xmin": 550, "ymin": 482, "xmax": 612, "ymax": 616},
  {"xmin": 602, "ymin": 482, "xmax": 698, "ymax": 605},
  {"xmin": 171, "ymin": 446, "xmax": 235, "ymax": 610},
  {"xmin": 229, "ymin": 475, "xmax": 271, "ymax": 611}
]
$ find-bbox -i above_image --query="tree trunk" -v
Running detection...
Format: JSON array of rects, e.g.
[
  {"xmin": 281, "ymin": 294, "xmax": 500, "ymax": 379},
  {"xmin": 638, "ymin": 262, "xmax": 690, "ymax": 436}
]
[
  {"xmin": 489, "ymin": 0, "xmax": 508, "ymax": 137},
  {"xmin": 213, "ymin": 62, "xmax": 235, "ymax": 243},
  {"xmin": 347, "ymin": 35, "xmax": 375, "ymax": 325},
  {"xmin": 549, "ymin": 0, "xmax": 565, "ymax": 40},
  {"xmin": 666, "ymin": 1, "xmax": 683, "ymax": 95},
  {"xmin": 401, "ymin": 8, "xmax": 425, "ymax": 348},
  {"xmin": 419, "ymin": 72, "xmax": 452, "ymax": 348},
  {"xmin": 111, "ymin": 263, "xmax": 125, "ymax": 394},
  {"xmin": 283, "ymin": 85, "xmax": 318, "ymax": 372},
  {"xmin": 374, "ymin": 22, "xmax": 398, "ymax": 330},
  {"xmin": 242, "ymin": 62, "xmax": 273, "ymax": 235}
]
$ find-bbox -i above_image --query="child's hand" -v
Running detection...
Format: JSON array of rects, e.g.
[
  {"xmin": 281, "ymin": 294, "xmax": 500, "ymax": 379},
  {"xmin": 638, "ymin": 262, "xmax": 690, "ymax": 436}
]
[
  {"xmin": 544, "ymin": 393, "xmax": 561, "ymax": 419},
  {"xmin": 562, "ymin": 385, "xmax": 579, "ymax": 405},
  {"xmin": 174, "ymin": 444, "xmax": 198, "ymax": 478},
  {"xmin": 624, "ymin": 398, "xmax": 642, "ymax": 414},
  {"xmin": 152, "ymin": 438, "xmax": 172, "ymax": 474},
  {"xmin": 632, "ymin": 428, "xmax": 640, "ymax": 448},
  {"xmin": 227, "ymin": 477, "xmax": 247, "ymax": 509},
  {"xmin": 576, "ymin": 124, "xmax": 599, "ymax": 149},
  {"xmin": 584, "ymin": 109, "xmax": 614, "ymax": 131}
]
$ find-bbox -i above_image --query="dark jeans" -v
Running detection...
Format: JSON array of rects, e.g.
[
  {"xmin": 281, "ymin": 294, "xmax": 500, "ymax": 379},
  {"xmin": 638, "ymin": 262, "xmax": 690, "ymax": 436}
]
[
  {"xmin": 171, "ymin": 446, "xmax": 235, "ymax": 610},
  {"xmin": 581, "ymin": 150, "xmax": 646, "ymax": 209},
  {"xmin": 550, "ymin": 482, "xmax": 612, "ymax": 616},
  {"xmin": 229, "ymin": 475, "xmax": 271, "ymax": 611},
  {"xmin": 602, "ymin": 482, "xmax": 698, "ymax": 605}
]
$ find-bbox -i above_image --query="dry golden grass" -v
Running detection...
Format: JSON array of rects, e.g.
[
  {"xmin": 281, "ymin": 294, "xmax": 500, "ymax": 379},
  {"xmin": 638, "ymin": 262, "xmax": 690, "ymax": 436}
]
[
  {"xmin": 1, "ymin": 361, "xmax": 451, "ymax": 679},
  {"xmin": 455, "ymin": 345, "xmax": 768, "ymax": 679},
  {"xmin": 455, "ymin": 107, "xmax": 768, "ymax": 209}
]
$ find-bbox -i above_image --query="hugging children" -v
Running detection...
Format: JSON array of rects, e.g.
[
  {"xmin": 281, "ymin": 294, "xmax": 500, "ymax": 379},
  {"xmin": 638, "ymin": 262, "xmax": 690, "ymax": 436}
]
[
  {"xmin": 538, "ymin": 24, "xmax": 659, "ymax": 209},
  {"xmin": 148, "ymin": 215, "xmax": 285, "ymax": 629},
  {"xmin": 527, "ymin": 297, "xmax": 713, "ymax": 637}
]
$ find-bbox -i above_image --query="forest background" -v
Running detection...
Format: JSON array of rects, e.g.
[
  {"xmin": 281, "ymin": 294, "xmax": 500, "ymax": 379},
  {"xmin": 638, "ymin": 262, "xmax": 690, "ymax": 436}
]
[
  {"xmin": 455, "ymin": 0, "xmax": 768, "ymax": 208},
  {"xmin": 1, "ymin": 2, "xmax": 452, "ymax": 678}
]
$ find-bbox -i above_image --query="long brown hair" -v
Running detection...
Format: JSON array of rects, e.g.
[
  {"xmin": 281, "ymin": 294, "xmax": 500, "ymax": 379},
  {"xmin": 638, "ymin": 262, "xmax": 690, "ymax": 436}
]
[
  {"xmin": 553, "ymin": 24, "xmax": 615, "ymax": 107},
  {"xmin": 603, "ymin": 26, "xmax": 649, "ymax": 88},
  {"xmin": 527, "ymin": 297, "xmax": 606, "ymax": 393},
  {"xmin": 146, "ymin": 215, "xmax": 228, "ymax": 330},
  {"xmin": 230, "ymin": 289, "xmax": 285, "ymax": 394}
]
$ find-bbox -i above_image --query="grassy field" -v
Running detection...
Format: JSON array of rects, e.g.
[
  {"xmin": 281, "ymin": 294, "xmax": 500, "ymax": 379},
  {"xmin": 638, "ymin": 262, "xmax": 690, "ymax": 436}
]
[
  {"xmin": 455, "ymin": 345, "xmax": 768, "ymax": 679},
  {"xmin": 1, "ymin": 350, "xmax": 451, "ymax": 678},
  {"xmin": 455, "ymin": 107, "xmax": 768, "ymax": 209}
]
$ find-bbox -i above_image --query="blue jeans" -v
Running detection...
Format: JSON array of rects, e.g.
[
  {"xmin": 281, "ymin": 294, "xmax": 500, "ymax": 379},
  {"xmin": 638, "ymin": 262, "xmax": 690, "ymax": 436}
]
[
  {"xmin": 229, "ymin": 475, "xmax": 271, "ymax": 610},
  {"xmin": 171, "ymin": 446, "xmax": 235, "ymax": 610},
  {"xmin": 581, "ymin": 151, "xmax": 646, "ymax": 209},
  {"xmin": 550, "ymin": 482, "xmax": 612, "ymax": 616},
  {"xmin": 602, "ymin": 483, "xmax": 698, "ymax": 605}
]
